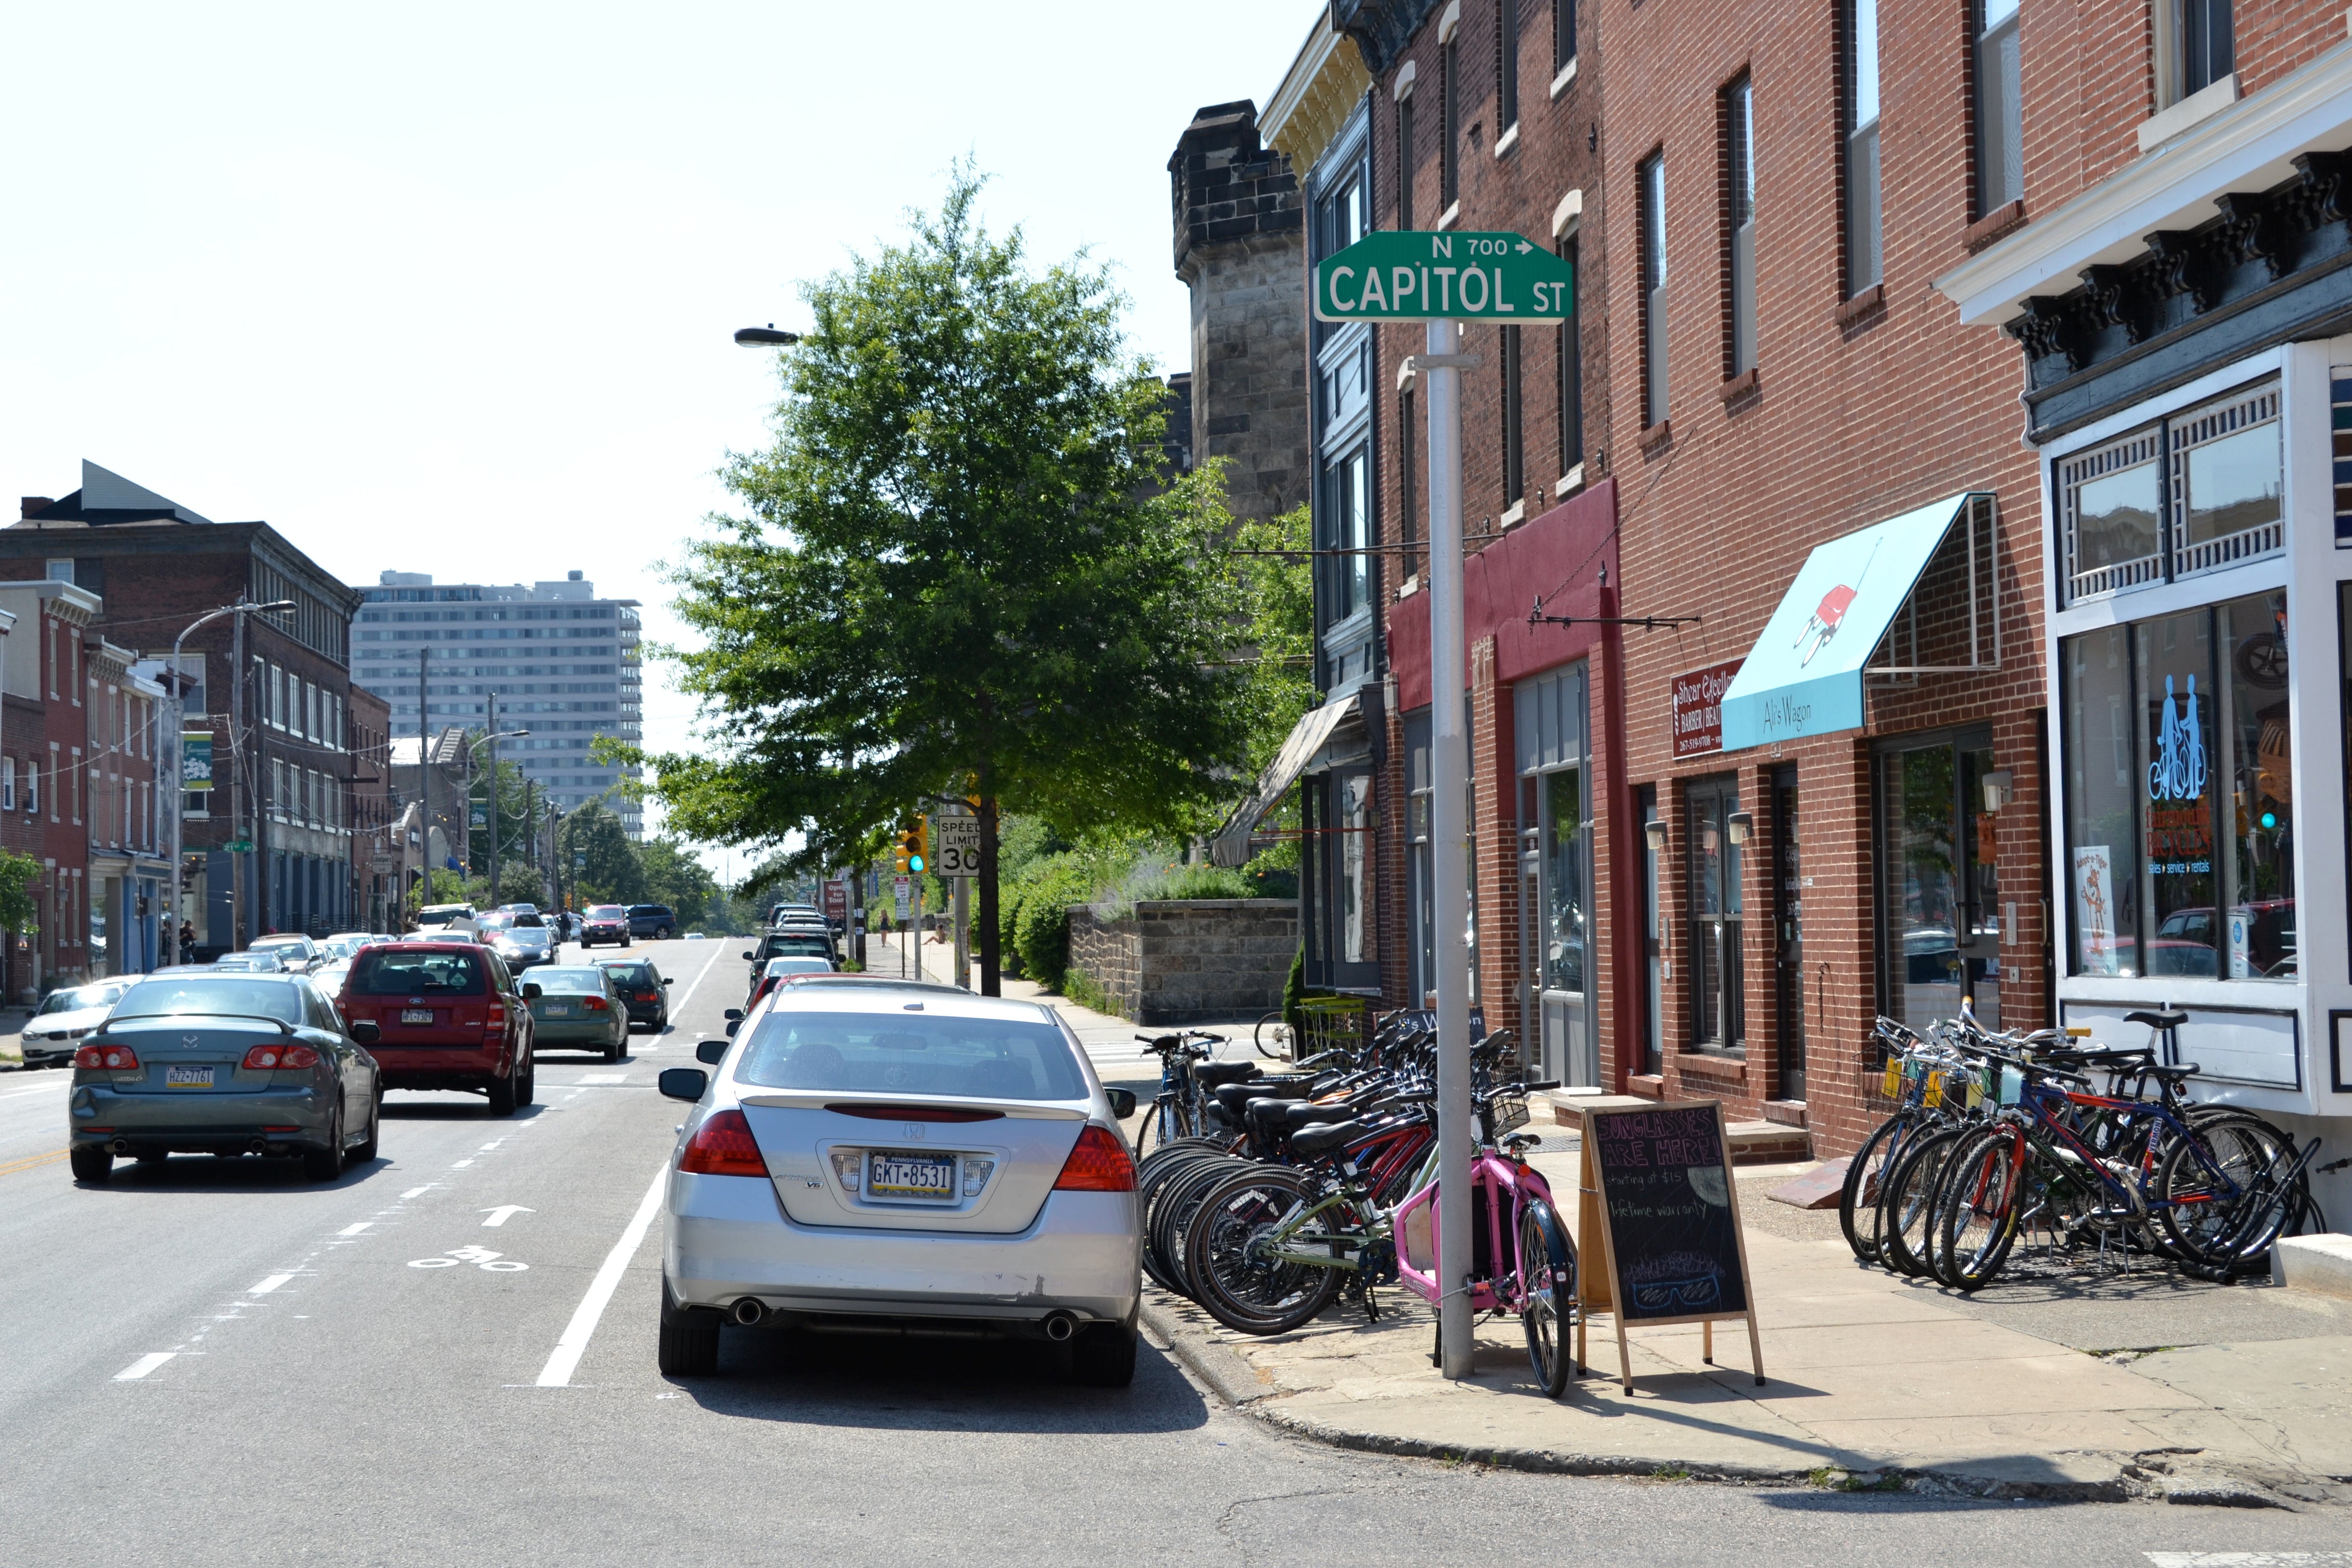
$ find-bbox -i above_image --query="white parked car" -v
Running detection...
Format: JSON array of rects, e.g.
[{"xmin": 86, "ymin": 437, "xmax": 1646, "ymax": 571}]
[
  {"xmin": 248, "ymin": 934, "xmax": 323, "ymax": 973},
  {"xmin": 656, "ymin": 987, "xmax": 1141, "ymax": 1384},
  {"xmin": 21, "ymin": 980, "xmax": 135, "ymax": 1067}
]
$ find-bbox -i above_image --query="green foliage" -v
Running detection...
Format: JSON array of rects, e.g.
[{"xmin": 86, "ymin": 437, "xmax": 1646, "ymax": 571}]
[
  {"xmin": 557, "ymin": 800, "xmax": 642, "ymax": 905},
  {"xmin": 1282, "ymin": 944, "xmax": 1307, "ymax": 1041},
  {"xmin": 627, "ymin": 166, "xmax": 1253, "ymax": 935},
  {"xmin": 0, "ymin": 849, "xmax": 40, "ymax": 932},
  {"xmin": 1232, "ymin": 502, "xmax": 1316, "ymax": 779},
  {"xmin": 1013, "ymin": 857, "xmax": 1100, "ymax": 990},
  {"xmin": 464, "ymin": 863, "xmax": 547, "ymax": 909},
  {"xmin": 408, "ymin": 868, "xmax": 469, "ymax": 914},
  {"xmin": 637, "ymin": 836, "xmax": 722, "ymax": 928}
]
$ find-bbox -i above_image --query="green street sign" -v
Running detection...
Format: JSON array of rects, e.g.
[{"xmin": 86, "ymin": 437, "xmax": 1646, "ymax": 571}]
[
  {"xmin": 226, "ymin": 839, "xmax": 255, "ymax": 853},
  {"xmin": 1313, "ymin": 230, "xmax": 1573, "ymax": 324}
]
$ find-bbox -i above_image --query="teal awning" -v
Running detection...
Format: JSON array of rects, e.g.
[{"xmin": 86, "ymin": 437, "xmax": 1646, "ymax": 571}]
[{"xmin": 1720, "ymin": 494, "xmax": 1979, "ymax": 750}]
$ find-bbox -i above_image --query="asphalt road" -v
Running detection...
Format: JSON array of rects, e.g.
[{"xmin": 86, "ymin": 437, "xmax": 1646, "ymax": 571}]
[{"xmin": 1, "ymin": 939, "xmax": 2345, "ymax": 1566}]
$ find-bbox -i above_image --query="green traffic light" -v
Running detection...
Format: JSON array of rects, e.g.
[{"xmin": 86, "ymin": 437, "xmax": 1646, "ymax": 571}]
[{"xmin": 910, "ymin": 855, "xmax": 926, "ymax": 873}]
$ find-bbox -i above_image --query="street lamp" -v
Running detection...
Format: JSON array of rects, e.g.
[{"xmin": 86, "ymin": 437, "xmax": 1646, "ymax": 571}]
[
  {"xmin": 478, "ymin": 698, "xmax": 530, "ymax": 908},
  {"xmin": 168, "ymin": 598, "xmax": 296, "ymax": 960},
  {"xmin": 733, "ymin": 324, "xmax": 800, "ymax": 347}
]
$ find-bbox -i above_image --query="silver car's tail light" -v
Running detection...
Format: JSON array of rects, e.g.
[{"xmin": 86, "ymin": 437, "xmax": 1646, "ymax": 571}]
[{"xmin": 830, "ymin": 1151, "xmax": 863, "ymax": 1191}]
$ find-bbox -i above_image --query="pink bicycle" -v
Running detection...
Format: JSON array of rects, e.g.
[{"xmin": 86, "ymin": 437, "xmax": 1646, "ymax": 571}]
[{"xmin": 1393, "ymin": 1084, "xmax": 1579, "ymax": 1396}]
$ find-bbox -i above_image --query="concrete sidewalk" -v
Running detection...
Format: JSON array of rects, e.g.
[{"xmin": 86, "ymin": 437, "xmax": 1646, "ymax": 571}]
[{"xmin": 1141, "ymin": 1149, "xmax": 2352, "ymax": 1509}]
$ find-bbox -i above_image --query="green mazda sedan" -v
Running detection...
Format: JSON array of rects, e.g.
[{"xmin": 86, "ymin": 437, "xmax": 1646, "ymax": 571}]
[{"xmin": 525, "ymin": 966, "xmax": 630, "ymax": 1060}]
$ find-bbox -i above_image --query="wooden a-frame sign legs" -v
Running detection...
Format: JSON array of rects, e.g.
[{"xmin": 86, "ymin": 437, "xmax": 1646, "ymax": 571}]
[{"xmin": 1573, "ymin": 1099, "xmax": 1766, "ymax": 1392}]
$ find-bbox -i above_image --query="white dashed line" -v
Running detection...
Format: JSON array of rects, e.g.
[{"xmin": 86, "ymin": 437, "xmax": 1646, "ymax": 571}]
[
  {"xmin": 400, "ymin": 1185, "xmax": 434, "ymax": 1200},
  {"xmin": 114, "ymin": 1353, "xmax": 175, "ymax": 1381},
  {"xmin": 337, "ymin": 1223, "xmax": 372, "ymax": 1237},
  {"xmin": 580, "ymin": 1074, "xmax": 626, "ymax": 1085},
  {"xmin": 452, "ymin": 1160, "xmax": 474, "ymax": 1169},
  {"xmin": 250, "ymin": 1273, "xmax": 295, "ymax": 1295}
]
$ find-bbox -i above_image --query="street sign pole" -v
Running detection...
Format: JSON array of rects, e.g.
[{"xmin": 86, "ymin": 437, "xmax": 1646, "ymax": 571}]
[{"xmin": 1425, "ymin": 315, "xmax": 1475, "ymax": 1381}]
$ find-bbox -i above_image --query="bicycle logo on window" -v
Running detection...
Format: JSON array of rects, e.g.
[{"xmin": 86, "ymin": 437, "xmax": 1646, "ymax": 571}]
[{"xmin": 2147, "ymin": 674, "xmax": 2208, "ymax": 803}]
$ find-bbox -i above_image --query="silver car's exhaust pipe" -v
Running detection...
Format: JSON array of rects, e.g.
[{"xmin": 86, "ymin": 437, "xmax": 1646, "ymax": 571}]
[
  {"xmin": 730, "ymin": 1298, "xmax": 767, "ymax": 1327},
  {"xmin": 1042, "ymin": 1312, "xmax": 1078, "ymax": 1342}
]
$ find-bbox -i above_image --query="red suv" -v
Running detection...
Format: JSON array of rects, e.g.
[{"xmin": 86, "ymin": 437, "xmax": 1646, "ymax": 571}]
[
  {"xmin": 338, "ymin": 940, "xmax": 537, "ymax": 1115},
  {"xmin": 581, "ymin": 904, "xmax": 629, "ymax": 948}
]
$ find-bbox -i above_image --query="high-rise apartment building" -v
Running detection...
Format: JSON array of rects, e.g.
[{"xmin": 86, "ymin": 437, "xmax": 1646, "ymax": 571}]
[{"xmin": 352, "ymin": 571, "xmax": 643, "ymax": 838}]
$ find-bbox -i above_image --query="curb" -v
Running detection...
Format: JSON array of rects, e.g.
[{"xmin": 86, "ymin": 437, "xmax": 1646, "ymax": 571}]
[{"xmin": 1143, "ymin": 1294, "xmax": 2336, "ymax": 1508}]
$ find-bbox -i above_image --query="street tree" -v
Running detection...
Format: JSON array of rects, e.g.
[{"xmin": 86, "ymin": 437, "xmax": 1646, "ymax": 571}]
[
  {"xmin": 557, "ymin": 799, "xmax": 642, "ymax": 905},
  {"xmin": 643, "ymin": 169, "xmax": 1249, "ymax": 992}
]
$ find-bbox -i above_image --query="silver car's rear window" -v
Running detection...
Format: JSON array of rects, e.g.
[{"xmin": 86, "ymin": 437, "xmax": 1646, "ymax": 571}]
[
  {"xmin": 112, "ymin": 976, "xmax": 304, "ymax": 1024},
  {"xmin": 737, "ymin": 1012, "xmax": 1088, "ymax": 1101}
]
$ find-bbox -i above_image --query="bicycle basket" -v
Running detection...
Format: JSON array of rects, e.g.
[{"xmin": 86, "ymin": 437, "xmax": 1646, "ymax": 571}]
[{"xmin": 1486, "ymin": 1091, "xmax": 1531, "ymax": 1137}]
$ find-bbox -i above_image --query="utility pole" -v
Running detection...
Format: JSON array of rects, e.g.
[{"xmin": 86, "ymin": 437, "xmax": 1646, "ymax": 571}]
[
  {"xmin": 230, "ymin": 602, "xmax": 249, "ymax": 948},
  {"xmin": 952, "ymin": 876, "xmax": 970, "ymax": 991},
  {"xmin": 486, "ymin": 691, "xmax": 500, "ymax": 904},
  {"xmin": 417, "ymin": 648, "xmax": 430, "ymax": 909}
]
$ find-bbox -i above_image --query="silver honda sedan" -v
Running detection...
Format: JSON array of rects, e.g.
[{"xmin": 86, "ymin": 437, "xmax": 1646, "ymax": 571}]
[{"xmin": 657, "ymin": 988, "xmax": 1141, "ymax": 1385}]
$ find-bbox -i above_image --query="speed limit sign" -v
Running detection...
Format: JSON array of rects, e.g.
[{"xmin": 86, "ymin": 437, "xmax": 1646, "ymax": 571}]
[{"xmin": 933, "ymin": 816, "xmax": 981, "ymax": 877}]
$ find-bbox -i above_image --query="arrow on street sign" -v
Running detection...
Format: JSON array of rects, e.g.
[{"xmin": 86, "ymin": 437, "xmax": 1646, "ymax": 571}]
[
  {"xmin": 479, "ymin": 1206, "xmax": 535, "ymax": 1228},
  {"xmin": 1312, "ymin": 229, "xmax": 1575, "ymax": 324}
]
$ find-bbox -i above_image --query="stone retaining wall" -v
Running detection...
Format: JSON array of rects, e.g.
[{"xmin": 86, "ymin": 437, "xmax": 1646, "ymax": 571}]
[{"xmin": 1066, "ymin": 898, "xmax": 1297, "ymax": 1025}]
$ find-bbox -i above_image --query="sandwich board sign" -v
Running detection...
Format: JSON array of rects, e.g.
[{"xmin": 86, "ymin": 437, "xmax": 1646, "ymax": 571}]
[{"xmin": 1575, "ymin": 1099, "xmax": 1765, "ymax": 1391}]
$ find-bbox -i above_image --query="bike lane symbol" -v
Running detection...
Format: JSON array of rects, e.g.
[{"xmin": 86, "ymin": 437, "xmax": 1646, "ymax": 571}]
[{"xmin": 409, "ymin": 1244, "xmax": 529, "ymax": 1272}]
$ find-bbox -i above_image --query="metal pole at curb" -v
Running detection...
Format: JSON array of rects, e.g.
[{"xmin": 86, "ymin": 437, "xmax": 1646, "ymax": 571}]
[{"xmin": 1424, "ymin": 314, "xmax": 1474, "ymax": 1380}]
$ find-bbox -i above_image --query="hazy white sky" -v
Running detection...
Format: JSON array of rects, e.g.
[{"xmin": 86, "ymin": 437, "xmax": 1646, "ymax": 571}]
[{"xmin": 0, "ymin": 2, "xmax": 1316, "ymax": 864}]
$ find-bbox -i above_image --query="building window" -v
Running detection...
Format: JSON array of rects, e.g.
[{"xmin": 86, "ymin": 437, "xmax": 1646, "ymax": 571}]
[
  {"xmin": 1338, "ymin": 772, "xmax": 1374, "ymax": 964},
  {"xmin": 1639, "ymin": 152, "xmax": 1669, "ymax": 426},
  {"xmin": 2178, "ymin": 0, "xmax": 2234, "ymax": 100},
  {"xmin": 2063, "ymin": 591, "xmax": 2291, "ymax": 981},
  {"xmin": 1441, "ymin": 32, "xmax": 1461, "ymax": 209},
  {"xmin": 1497, "ymin": 0, "xmax": 1520, "ymax": 138},
  {"xmin": 1976, "ymin": 0, "xmax": 2022, "ymax": 215},
  {"xmin": 2057, "ymin": 379, "xmax": 2280, "ymax": 605},
  {"xmin": 1396, "ymin": 91, "xmax": 1415, "ymax": 230},
  {"xmin": 1554, "ymin": 0, "xmax": 1577, "ymax": 74},
  {"xmin": 1723, "ymin": 74, "xmax": 1757, "ymax": 377},
  {"xmin": 1501, "ymin": 325, "xmax": 1525, "ymax": 507},
  {"xmin": 1685, "ymin": 776, "xmax": 1744, "ymax": 1051},
  {"xmin": 1400, "ymin": 387, "xmax": 1419, "ymax": 579},
  {"xmin": 1329, "ymin": 446, "xmax": 1372, "ymax": 618},
  {"xmin": 1558, "ymin": 236, "xmax": 1582, "ymax": 475},
  {"xmin": 2, "ymin": 757, "xmax": 13, "ymax": 813},
  {"xmin": 1844, "ymin": 0, "xmax": 1883, "ymax": 295}
]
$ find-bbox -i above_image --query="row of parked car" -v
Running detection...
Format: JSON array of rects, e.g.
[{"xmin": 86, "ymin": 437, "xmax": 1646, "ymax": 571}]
[{"xmin": 50, "ymin": 918, "xmax": 683, "ymax": 1186}]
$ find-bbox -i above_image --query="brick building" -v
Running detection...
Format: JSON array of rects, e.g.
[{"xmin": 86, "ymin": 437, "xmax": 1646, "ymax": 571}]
[
  {"xmin": 1937, "ymin": 0, "xmax": 2352, "ymax": 1209},
  {"xmin": 348, "ymin": 685, "xmax": 396, "ymax": 933},
  {"xmin": 0, "ymin": 580, "xmax": 101, "ymax": 995},
  {"xmin": 11, "ymin": 465, "xmax": 365, "ymax": 949}
]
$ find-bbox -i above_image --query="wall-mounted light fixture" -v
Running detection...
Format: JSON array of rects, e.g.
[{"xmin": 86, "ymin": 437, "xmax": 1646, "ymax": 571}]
[
  {"xmin": 1725, "ymin": 810, "xmax": 1754, "ymax": 846},
  {"xmin": 1981, "ymin": 769, "xmax": 2014, "ymax": 813},
  {"xmin": 1643, "ymin": 819, "xmax": 1669, "ymax": 853}
]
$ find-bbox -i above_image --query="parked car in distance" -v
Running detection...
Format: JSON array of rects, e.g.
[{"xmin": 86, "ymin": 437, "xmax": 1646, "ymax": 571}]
[
  {"xmin": 748, "ymin": 956, "xmax": 836, "ymax": 1011},
  {"xmin": 525, "ymin": 965, "xmax": 630, "ymax": 1060},
  {"xmin": 412, "ymin": 903, "xmax": 481, "ymax": 940},
  {"xmin": 581, "ymin": 904, "xmax": 629, "ymax": 948},
  {"xmin": 213, "ymin": 950, "xmax": 289, "ymax": 974},
  {"xmin": 626, "ymin": 904, "xmax": 677, "ymax": 942},
  {"xmin": 248, "ymin": 934, "xmax": 323, "ymax": 973},
  {"xmin": 311, "ymin": 957, "xmax": 353, "ymax": 996},
  {"xmin": 655, "ymin": 988, "xmax": 1141, "ymax": 1384},
  {"xmin": 67, "ymin": 971, "xmax": 382, "ymax": 1185},
  {"xmin": 482, "ymin": 911, "xmax": 558, "ymax": 971},
  {"xmin": 596, "ymin": 959, "xmax": 671, "ymax": 1032},
  {"xmin": 335, "ymin": 941, "xmax": 536, "ymax": 1115},
  {"xmin": 21, "ymin": 979, "xmax": 135, "ymax": 1067},
  {"xmin": 744, "ymin": 930, "xmax": 837, "ymax": 1000},
  {"xmin": 684, "ymin": 932, "xmax": 704, "ymax": 940},
  {"xmin": 324, "ymin": 933, "xmax": 390, "ymax": 961}
]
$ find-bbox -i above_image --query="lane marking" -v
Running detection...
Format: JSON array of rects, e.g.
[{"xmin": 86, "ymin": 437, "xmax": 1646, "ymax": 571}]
[
  {"xmin": 114, "ymin": 1353, "xmax": 175, "ymax": 1381},
  {"xmin": 400, "ymin": 1185, "xmax": 434, "ymax": 1200},
  {"xmin": 580, "ymin": 1074, "xmax": 626, "ymax": 1085},
  {"xmin": 479, "ymin": 1142, "xmax": 505, "ymax": 1152},
  {"xmin": 251, "ymin": 1273, "xmax": 295, "ymax": 1295},
  {"xmin": 535, "ymin": 1163, "xmax": 667, "ymax": 1388},
  {"xmin": 337, "ymin": 1223, "xmax": 372, "ymax": 1237},
  {"xmin": 481, "ymin": 1205, "xmax": 534, "ymax": 1227},
  {"xmin": 662, "ymin": 939, "xmax": 726, "ymax": 1022},
  {"xmin": 452, "ymin": 1160, "xmax": 474, "ymax": 1169},
  {"xmin": 0, "ymin": 1148, "xmax": 68, "ymax": 1178}
]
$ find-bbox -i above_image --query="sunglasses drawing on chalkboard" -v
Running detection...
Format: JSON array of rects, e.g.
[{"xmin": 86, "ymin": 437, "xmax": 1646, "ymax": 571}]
[{"xmin": 1631, "ymin": 1273, "xmax": 1721, "ymax": 1312}]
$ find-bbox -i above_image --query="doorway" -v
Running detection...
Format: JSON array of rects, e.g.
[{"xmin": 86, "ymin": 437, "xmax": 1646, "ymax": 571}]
[
  {"xmin": 1685, "ymin": 777, "xmax": 1744, "ymax": 1052},
  {"xmin": 1877, "ymin": 730, "xmax": 2002, "ymax": 1030},
  {"xmin": 1771, "ymin": 768, "xmax": 1805, "ymax": 1101},
  {"xmin": 1537, "ymin": 766, "xmax": 1597, "ymax": 1086}
]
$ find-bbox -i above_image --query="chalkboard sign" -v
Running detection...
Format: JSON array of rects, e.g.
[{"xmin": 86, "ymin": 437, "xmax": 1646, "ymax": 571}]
[{"xmin": 1576, "ymin": 1099, "xmax": 1764, "ymax": 1389}]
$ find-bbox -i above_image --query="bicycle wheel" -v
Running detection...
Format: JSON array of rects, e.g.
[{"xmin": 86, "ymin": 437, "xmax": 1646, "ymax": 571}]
[
  {"xmin": 1840, "ymin": 1113, "xmax": 1913, "ymax": 1265},
  {"xmin": 1879, "ymin": 1125, "xmax": 1969, "ymax": 1279},
  {"xmin": 1184, "ymin": 1166, "xmax": 1346, "ymax": 1335},
  {"xmin": 1931, "ymin": 1123, "xmax": 2028, "ymax": 1291},
  {"xmin": 1137, "ymin": 1149, "xmax": 1234, "ymax": 1292},
  {"xmin": 1152, "ymin": 1157, "xmax": 1253, "ymax": 1298},
  {"xmin": 1517, "ymin": 1199, "xmax": 1576, "ymax": 1398},
  {"xmin": 2157, "ymin": 1113, "xmax": 2298, "ymax": 1269},
  {"xmin": 1254, "ymin": 1011, "xmax": 1291, "ymax": 1061}
]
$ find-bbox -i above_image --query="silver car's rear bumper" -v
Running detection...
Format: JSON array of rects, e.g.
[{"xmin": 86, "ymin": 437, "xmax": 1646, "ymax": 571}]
[
  {"xmin": 664, "ymin": 1168, "xmax": 1141, "ymax": 1326},
  {"xmin": 69, "ymin": 1082, "xmax": 333, "ymax": 1148}
]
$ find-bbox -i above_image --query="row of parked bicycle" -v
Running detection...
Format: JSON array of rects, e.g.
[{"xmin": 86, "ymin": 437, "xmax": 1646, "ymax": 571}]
[
  {"xmin": 1122, "ymin": 1012, "xmax": 1584, "ymax": 1398},
  {"xmin": 1841, "ymin": 1004, "xmax": 2339, "ymax": 1291}
]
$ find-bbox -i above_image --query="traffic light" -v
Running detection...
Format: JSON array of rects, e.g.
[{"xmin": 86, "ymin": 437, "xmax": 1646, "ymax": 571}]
[{"xmin": 897, "ymin": 818, "xmax": 928, "ymax": 875}]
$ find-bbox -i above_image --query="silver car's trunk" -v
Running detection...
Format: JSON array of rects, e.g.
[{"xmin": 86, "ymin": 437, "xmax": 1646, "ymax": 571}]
[
  {"xmin": 98, "ymin": 1023, "xmax": 290, "ymax": 1094},
  {"xmin": 739, "ymin": 1093, "xmax": 1087, "ymax": 1235}
]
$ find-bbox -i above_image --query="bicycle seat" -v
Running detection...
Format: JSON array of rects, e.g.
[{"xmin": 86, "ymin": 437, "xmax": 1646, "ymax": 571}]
[
  {"xmin": 1192, "ymin": 1061, "xmax": 1261, "ymax": 1088},
  {"xmin": 2144, "ymin": 1061, "xmax": 2200, "ymax": 1080},
  {"xmin": 2125, "ymin": 1009, "xmax": 2189, "ymax": 1031},
  {"xmin": 1246, "ymin": 1100, "xmax": 1295, "ymax": 1139},
  {"xmin": 1283, "ymin": 1098, "xmax": 1356, "ymax": 1131},
  {"xmin": 1290, "ymin": 1120, "xmax": 1364, "ymax": 1159},
  {"xmin": 1138, "ymin": 1034, "xmax": 1184, "ymax": 1051}
]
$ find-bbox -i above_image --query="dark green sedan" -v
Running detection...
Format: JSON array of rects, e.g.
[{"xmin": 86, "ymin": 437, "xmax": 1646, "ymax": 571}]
[{"xmin": 524, "ymin": 966, "xmax": 629, "ymax": 1060}]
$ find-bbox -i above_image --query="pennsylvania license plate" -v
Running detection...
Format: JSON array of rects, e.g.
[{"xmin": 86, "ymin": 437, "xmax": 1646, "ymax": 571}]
[
  {"xmin": 868, "ymin": 1150, "xmax": 955, "ymax": 1199},
  {"xmin": 165, "ymin": 1066, "xmax": 215, "ymax": 1088},
  {"xmin": 544, "ymin": 1004, "xmax": 570, "ymax": 1016},
  {"xmin": 401, "ymin": 1009, "xmax": 434, "ymax": 1025}
]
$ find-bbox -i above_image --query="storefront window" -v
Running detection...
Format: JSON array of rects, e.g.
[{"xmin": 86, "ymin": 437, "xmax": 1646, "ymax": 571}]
[
  {"xmin": 1543, "ymin": 769, "xmax": 1585, "ymax": 992},
  {"xmin": 1338, "ymin": 772, "xmax": 1373, "ymax": 965},
  {"xmin": 2221, "ymin": 591, "xmax": 2293, "ymax": 977},
  {"xmin": 2064, "ymin": 627, "xmax": 2140, "ymax": 975},
  {"xmin": 2172, "ymin": 383, "xmax": 2282, "ymax": 577},
  {"xmin": 1685, "ymin": 778, "xmax": 1743, "ymax": 1050},
  {"xmin": 2059, "ymin": 379, "xmax": 2281, "ymax": 604},
  {"xmin": 2061, "ymin": 593, "xmax": 2292, "ymax": 982}
]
